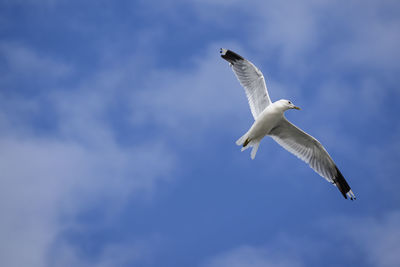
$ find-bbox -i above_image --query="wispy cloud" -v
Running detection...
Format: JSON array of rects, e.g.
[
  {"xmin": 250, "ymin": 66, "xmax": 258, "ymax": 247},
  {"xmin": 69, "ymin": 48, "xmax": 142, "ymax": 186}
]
[
  {"xmin": 0, "ymin": 41, "xmax": 177, "ymax": 266},
  {"xmin": 202, "ymin": 245, "xmax": 304, "ymax": 267},
  {"xmin": 0, "ymin": 42, "xmax": 71, "ymax": 81},
  {"xmin": 47, "ymin": 232, "xmax": 163, "ymax": 267},
  {"xmin": 319, "ymin": 210, "xmax": 400, "ymax": 267},
  {"xmin": 131, "ymin": 44, "xmax": 251, "ymax": 135},
  {"xmin": 203, "ymin": 210, "xmax": 400, "ymax": 267}
]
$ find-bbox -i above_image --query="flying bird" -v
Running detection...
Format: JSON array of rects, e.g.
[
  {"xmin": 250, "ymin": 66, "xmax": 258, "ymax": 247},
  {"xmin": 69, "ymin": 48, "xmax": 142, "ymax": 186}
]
[{"xmin": 220, "ymin": 48, "xmax": 355, "ymax": 200}]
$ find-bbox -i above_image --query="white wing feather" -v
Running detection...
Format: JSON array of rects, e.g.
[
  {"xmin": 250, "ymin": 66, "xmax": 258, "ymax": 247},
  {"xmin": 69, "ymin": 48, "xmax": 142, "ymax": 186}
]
[
  {"xmin": 271, "ymin": 119, "xmax": 355, "ymax": 199},
  {"xmin": 221, "ymin": 48, "xmax": 271, "ymax": 119},
  {"xmin": 270, "ymin": 118, "xmax": 337, "ymax": 183}
]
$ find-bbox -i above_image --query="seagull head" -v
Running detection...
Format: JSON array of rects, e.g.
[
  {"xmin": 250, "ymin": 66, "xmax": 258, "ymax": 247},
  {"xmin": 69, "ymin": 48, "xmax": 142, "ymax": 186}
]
[{"xmin": 278, "ymin": 99, "xmax": 301, "ymax": 111}]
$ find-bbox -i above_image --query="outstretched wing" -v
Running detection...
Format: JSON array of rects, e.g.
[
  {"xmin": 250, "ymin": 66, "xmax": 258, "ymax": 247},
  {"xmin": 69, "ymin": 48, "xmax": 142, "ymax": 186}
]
[
  {"xmin": 270, "ymin": 118, "xmax": 355, "ymax": 200},
  {"xmin": 220, "ymin": 48, "xmax": 271, "ymax": 120}
]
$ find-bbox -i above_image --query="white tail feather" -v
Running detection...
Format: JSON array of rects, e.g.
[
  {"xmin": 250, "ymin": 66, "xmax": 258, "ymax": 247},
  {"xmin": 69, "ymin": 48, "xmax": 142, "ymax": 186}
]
[
  {"xmin": 236, "ymin": 132, "xmax": 261, "ymax": 159},
  {"xmin": 250, "ymin": 141, "xmax": 260, "ymax": 159},
  {"xmin": 236, "ymin": 132, "xmax": 249, "ymax": 146}
]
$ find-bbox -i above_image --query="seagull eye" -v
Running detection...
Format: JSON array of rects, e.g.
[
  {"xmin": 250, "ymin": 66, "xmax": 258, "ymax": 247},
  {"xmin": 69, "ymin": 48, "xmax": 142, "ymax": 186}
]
[{"xmin": 288, "ymin": 101, "xmax": 291, "ymax": 104}]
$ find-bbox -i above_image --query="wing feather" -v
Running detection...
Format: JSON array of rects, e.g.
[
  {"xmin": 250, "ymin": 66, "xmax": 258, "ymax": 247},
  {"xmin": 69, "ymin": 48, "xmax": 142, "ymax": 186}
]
[
  {"xmin": 270, "ymin": 118, "xmax": 355, "ymax": 199},
  {"xmin": 220, "ymin": 48, "xmax": 271, "ymax": 119}
]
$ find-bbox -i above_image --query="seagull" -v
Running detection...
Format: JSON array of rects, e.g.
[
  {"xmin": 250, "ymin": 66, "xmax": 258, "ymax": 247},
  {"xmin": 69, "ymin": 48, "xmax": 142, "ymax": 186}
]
[{"xmin": 220, "ymin": 48, "xmax": 355, "ymax": 200}]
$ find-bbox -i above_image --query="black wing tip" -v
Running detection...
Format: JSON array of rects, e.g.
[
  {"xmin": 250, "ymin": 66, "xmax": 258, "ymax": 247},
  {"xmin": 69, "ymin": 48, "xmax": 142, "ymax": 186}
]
[
  {"xmin": 220, "ymin": 48, "xmax": 244, "ymax": 64},
  {"xmin": 333, "ymin": 166, "xmax": 356, "ymax": 200}
]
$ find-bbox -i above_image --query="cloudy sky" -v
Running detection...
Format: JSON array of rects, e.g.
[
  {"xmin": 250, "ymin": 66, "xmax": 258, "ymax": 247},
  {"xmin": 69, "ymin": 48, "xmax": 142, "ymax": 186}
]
[{"xmin": 1, "ymin": 0, "xmax": 400, "ymax": 266}]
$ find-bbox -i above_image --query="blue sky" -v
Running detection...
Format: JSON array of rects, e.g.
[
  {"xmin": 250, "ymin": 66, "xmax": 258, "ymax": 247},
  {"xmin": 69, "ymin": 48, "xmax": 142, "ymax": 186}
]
[{"xmin": 1, "ymin": 0, "xmax": 400, "ymax": 266}]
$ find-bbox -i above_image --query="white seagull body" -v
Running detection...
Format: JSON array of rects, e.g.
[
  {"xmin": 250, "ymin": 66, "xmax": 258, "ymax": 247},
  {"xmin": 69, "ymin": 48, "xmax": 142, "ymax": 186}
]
[{"xmin": 220, "ymin": 48, "xmax": 355, "ymax": 200}]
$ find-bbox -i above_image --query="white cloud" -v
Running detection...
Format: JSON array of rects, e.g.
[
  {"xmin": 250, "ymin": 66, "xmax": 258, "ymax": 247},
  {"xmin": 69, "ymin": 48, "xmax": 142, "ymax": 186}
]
[
  {"xmin": 203, "ymin": 210, "xmax": 400, "ymax": 267},
  {"xmin": 319, "ymin": 210, "xmax": 400, "ymax": 267},
  {"xmin": 130, "ymin": 44, "xmax": 252, "ymax": 139},
  {"xmin": 47, "ymin": 233, "xmax": 162, "ymax": 267},
  {"xmin": 192, "ymin": 0, "xmax": 400, "ymax": 71},
  {"xmin": 0, "ymin": 42, "xmax": 177, "ymax": 267},
  {"xmin": 0, "ymin": 42, "xmax": 72, "ymax": 79},
  {"xmin": 360, "ymin": 212, "xmax": 400, "ymax": 267},
  {"xmin": 202, "ymin": 245, "xmax": 304, "ymax": 267},
  {"xmin": 0, "ymin": 135, "xmax": 175, "ymax": 267}
]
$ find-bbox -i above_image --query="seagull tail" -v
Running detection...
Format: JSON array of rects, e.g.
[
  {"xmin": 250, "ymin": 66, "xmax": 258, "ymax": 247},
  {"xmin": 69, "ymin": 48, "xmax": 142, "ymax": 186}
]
[
  {"xmin": 236, "ymin": 133, "xmax": 260, "ymax": 160},
  {"xmin": 250, "ymin": 141, "xmax": 260, "ymax": 160},
  {"xmin": 236, "ymin": 132, "xmax": 249, "ymax": 147}
]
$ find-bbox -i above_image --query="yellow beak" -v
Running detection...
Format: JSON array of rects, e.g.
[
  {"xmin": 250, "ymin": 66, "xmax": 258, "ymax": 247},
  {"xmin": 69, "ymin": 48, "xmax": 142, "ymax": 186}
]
[{"xmin": 293, "ymin": 106, "xmax": 301, "ymax": 110}]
